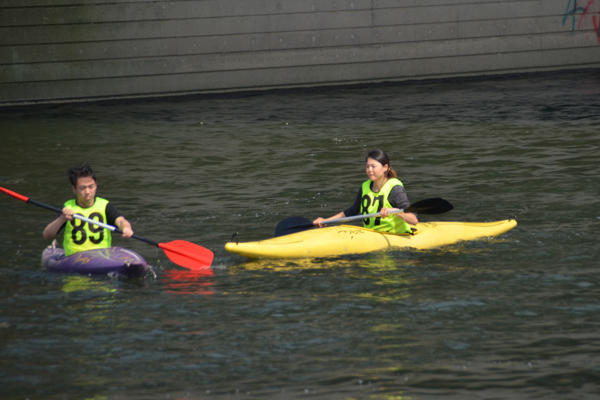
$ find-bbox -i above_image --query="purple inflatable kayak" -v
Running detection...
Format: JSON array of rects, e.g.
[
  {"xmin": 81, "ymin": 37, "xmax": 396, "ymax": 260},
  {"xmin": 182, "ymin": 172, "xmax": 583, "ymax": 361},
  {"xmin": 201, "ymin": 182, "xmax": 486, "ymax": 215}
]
[{"xmin": 42, "ymin": 243, "xmax": 148, "ymax": 276}]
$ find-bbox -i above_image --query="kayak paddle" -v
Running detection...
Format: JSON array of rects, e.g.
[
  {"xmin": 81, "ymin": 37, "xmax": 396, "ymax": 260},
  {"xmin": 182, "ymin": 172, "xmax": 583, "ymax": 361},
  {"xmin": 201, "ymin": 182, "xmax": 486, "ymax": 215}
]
[
  {"xmin": 0, "ymin": 186, "xmax": 214, "ymax": 270},
  {"xmin": 274, "ymin": 197, "xmax": 453, "ymax": 237}
]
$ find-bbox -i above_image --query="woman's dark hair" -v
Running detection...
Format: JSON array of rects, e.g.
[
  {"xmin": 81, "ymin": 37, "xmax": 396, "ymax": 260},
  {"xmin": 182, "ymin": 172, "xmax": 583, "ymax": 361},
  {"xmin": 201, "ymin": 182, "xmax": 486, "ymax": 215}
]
[
  {"xmin": 68, "ymin": 163, "xmax": 96, "ymax": 187},
  {"xmin": 366, "ymin": 149, "xmax": 397, "ymax": 179}
]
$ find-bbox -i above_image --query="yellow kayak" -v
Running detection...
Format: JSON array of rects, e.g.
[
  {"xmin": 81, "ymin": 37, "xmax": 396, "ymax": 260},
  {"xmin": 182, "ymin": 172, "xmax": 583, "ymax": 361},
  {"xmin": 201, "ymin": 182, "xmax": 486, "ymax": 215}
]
[{"xmin": 225, "ymin": 219, "xmax": 517, "ymax": 259}]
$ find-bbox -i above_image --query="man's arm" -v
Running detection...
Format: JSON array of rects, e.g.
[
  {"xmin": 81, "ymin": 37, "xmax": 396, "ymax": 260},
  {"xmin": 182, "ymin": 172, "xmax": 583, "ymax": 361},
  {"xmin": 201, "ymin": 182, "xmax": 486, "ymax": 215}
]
[
  {"xmin": 42, "ymin": 208, "xmax": 73, "ymax": 239},
  {"xmin": 106, "ymin": 203, "xmax": 133, "ymax": 238},
  {"xmin": 115, "ymin": 216, "xmax": 134, "ymax": 238}
]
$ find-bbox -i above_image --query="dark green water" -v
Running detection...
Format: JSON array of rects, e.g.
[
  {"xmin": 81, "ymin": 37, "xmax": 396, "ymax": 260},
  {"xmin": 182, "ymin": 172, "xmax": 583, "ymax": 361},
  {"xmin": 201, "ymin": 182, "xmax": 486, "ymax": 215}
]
[{"xmin": 1, "ymin": 70, "xmax": 599, "ymax": 400}]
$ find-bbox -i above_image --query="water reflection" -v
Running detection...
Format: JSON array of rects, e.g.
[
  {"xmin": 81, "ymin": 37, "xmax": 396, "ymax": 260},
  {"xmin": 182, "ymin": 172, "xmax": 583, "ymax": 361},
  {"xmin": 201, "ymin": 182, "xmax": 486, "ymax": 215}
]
[
  {"xmin": 1, "ymin": 70, "xmax": 599, "ymax": 399},
  {"xmin": 163, "ymin": 269, "xmax": 215, "ymax": 296},
  {"xmin": 228, "ymin": 253, "xmax": 419, "ymax": 305},
  {"xmin": 232, "ymin": 257, "xmax": 361, "ymax": 272},
  {"xmin": 60, "ymin": 276, "xmax": 122, "ymax": 330},
  {"xmin": 61, "ymin": 276, "xmax": 118, "ymax": 294}
]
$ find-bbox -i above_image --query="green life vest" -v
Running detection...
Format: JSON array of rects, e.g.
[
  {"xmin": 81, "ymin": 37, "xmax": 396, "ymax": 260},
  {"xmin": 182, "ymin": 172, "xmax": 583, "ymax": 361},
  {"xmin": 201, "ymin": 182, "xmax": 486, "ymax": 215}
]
[
  {"xmin": 63, "ymin": 197, "xmax": 112, "ymax": 256},
  {"xmin": 360, "ymin": 178, "xmax": 412, "ymax": 234}
]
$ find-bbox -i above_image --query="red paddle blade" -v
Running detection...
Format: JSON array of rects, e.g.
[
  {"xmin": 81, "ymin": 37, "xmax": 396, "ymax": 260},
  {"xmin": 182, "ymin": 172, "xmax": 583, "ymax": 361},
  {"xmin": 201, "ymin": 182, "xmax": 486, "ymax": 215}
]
[{"xmin": 158, "ymin": 240, "xmax": 214, "ymax": 270}]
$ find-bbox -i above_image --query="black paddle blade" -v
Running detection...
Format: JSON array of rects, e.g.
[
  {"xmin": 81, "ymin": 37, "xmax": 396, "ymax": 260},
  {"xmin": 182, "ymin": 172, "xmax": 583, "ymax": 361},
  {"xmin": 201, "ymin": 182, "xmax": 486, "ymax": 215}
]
[
  {"xmin": 274, "ymin": 217, "xmax": 314, "ymax": 237},
  {"xmin": 405, "ymin": 198, "xmax": 453, "ymax": 215}
]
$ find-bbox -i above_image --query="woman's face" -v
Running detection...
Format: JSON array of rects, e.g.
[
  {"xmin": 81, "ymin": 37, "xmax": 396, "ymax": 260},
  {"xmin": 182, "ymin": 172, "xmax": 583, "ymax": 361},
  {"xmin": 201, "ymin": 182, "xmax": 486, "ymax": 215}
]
[{"xmin": 365, "ymin": 157, "xmax": 388, "ymax": 182}]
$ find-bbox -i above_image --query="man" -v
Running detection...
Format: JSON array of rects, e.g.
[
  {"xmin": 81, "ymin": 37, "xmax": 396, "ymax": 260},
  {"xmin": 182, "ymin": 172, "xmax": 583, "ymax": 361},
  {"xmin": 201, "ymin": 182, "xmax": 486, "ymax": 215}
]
[{"xmin": 43, "ymin": 163, "xmax": 134, "ymax": 255}]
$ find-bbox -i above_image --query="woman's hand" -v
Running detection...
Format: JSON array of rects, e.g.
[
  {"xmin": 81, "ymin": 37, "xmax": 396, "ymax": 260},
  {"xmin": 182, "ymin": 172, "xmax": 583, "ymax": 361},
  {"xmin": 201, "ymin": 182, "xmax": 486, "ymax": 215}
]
[
  {"xmin": 313, "ymin": 217, "xmax": 327, "ymax": 228},
  {"xmin": 313, "ymin": 212, "xmax": 346, "ymax": 228},
  {"xmin": 379, "ymin": 207, "xmax": 396, "ymax": 218}
]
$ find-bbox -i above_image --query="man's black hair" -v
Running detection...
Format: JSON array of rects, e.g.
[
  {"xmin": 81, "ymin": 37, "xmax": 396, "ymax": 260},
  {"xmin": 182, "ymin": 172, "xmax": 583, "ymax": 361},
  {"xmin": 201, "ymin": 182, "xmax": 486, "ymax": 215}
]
[{"xmin": 68, "ymin": 163, "xmax": 96, "ymax": 187}]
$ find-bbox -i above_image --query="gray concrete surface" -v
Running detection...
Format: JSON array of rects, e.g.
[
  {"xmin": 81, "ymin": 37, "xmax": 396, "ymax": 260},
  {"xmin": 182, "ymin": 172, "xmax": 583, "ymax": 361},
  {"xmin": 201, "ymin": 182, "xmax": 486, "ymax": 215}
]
[{"xmin": 1, "ymin": 0, "xmax": 599, "ymax": 106}]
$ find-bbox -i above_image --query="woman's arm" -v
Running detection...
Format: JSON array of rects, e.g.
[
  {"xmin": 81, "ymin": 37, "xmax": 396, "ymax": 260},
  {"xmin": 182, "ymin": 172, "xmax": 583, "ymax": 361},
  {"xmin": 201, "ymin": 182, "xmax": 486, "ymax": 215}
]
[
  {"xmin": 380, "ymin": 208, "xmax": 418, "ymax": 225},
  {"xmin": 382, "ymin": 185, "xmax": 418, "ymax": 225},
  {"xmin": 313, "ymin": 187, "xmax": 362, "ymax": 228}
]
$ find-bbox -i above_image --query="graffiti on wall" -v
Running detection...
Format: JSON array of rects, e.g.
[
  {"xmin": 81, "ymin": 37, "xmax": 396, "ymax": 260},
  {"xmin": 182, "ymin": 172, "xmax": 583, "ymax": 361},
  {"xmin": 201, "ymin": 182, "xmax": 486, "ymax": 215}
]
[{"xmin": 563, "ymin": 0, "xmax": 600, "ymax": 43}]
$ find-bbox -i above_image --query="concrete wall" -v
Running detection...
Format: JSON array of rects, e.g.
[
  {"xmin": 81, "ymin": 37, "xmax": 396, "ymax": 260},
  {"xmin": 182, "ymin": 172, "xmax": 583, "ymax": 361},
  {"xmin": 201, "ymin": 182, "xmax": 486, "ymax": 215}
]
[{"xmin": 1, "ymin": 0, "xmax": 599, "ymax": 106}]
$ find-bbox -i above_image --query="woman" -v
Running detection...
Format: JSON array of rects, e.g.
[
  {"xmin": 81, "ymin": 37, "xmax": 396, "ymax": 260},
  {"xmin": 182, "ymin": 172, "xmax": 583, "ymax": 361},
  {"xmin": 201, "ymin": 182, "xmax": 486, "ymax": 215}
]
[{"xmin": 313, "ymin": 149, "xmax": 418, "ymax": 233}]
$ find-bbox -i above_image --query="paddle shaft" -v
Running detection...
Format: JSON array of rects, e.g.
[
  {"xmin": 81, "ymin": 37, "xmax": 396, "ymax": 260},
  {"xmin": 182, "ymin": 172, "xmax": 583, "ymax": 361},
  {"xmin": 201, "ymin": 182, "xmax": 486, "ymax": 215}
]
[
  {"xmin": 1, "ymin": 186, "xmax": 160, "ymax": 246},
  {"xmin": 274, "ymin": 198, "xmax": 453, "ymax": 237},
  {"xmin": 1, "ymin": 186, "xmax": 214, "ymax": 270},
  {"xmin": 34, "ymin": 198, "xmax": 160, "ymax": 246},
  {"xmin": 323, "ymin": 208, "xmax": 406, "ymax": 225}
]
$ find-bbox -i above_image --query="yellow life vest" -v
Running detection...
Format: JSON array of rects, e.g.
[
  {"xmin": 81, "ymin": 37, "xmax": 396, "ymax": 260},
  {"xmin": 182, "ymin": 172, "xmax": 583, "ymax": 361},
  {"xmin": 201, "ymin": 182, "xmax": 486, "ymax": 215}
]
[
  {"xmin": 360, "ymin": 178, "xmax": 412, "ymax": 234},
  {"xmin": 63, "ymin": 197, "xmax": 112, "ymax": 256}
]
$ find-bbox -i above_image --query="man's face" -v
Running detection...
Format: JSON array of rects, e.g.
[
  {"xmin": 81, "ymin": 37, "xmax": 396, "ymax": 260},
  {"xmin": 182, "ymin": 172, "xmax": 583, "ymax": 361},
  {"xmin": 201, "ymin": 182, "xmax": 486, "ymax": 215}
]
[{"xmin": 72, "ymin": 176, "xmax": 97, "ymax": 207}]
